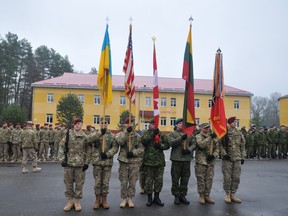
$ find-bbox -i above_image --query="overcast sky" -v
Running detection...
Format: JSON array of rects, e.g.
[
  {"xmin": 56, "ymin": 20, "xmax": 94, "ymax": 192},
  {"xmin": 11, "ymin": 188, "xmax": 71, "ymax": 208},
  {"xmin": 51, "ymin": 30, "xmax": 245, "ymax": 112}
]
[{"xmin": 1, "ymin": 0, "xmax": 287, "ymax": 97}]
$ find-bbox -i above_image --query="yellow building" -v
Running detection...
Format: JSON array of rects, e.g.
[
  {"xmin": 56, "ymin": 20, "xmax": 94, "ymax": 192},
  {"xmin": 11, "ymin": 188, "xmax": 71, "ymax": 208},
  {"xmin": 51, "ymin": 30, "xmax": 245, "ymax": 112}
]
[
  {"xmin": 279, "ymin": 94, "xmax": 288, "ymax": 126},
  {"xmin": 32, "ymin": 73, "xmax": 253, "ymax": 132}
]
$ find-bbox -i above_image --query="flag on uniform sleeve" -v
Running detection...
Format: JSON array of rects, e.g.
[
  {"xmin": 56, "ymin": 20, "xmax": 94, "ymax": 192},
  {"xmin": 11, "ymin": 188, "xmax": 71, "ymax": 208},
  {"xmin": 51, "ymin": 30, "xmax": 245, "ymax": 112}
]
[
  {"xmin": 123, "ymin": 24, "xmax": 136, "ymax": 104},
  {"xmin": 210, "ymin": 48, "xmax": 227, "ymax": 139},
  {"xmin": 153, "ymin": 41, "xmax": 160, "ymax": 143},
  {"xmin": 182, "ymin": 24, "xmax": 196, "ymax": 135},
  {"xmin": 97, "ymin": 24, "xmax": 112, "ymax": 105}
]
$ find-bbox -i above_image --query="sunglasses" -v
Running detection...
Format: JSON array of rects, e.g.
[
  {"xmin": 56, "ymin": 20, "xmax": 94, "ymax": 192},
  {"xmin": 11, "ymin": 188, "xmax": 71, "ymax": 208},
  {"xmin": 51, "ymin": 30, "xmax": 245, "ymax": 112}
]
[{"xmin": 100, "ymin": 121, "xmax": 108, "ymax": 125}]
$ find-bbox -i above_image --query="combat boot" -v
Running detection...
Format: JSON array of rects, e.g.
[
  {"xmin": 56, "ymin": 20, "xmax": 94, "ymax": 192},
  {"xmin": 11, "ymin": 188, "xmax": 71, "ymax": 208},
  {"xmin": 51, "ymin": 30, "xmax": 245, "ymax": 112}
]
[
  {"xmin": 153, "ymin": 192, "xmax": 164, "ymax": 206},
  {"xmin": 102, "ymin": 194, "xmax": 109, "ymax": 209},
  {"xmin": 198, "ymin": 194, "xmax": 205, "ymax": 204},
  {"xmin": 204, "ymin": 195, "xmax": 215, "ymax": 204},
  {"xmin": 33, "ymin": 166, "xmax": 41, "ymax": 173},
  {"xmin": 174, "ymin": 194, "xmax": 180, "ymax": 205},
  {"xmin": 146, "ymin": 193, "xmax": 153, "ymax": 206},
  {"xmin": 22, "ymin": 166, "xmax": 29, "ymax": 173},
  {"xmin": 230, "ymin": 193, "xmax": 241, "ymax": 203},
  {"xmin": 127, "ymin": 197, "xmax": 135, "ymax": 208},
  {"xmin": 74, "ymin": 199, "xmax": 81, "ymax": 211},
  {"xmin": 120, "ymin": 197, "xmax": 127, "ymax": 208},
  {"xmin": 93, "ymin": 195, "xmax": 101, "ymax": 210},
  {"xmin": 179, "ymin": 194, "xmax": 190, "ymax": 205},
  {"xmin": 63, "ymin": 198, "xmax": 74, "ymax": 212},
  {"xmin": 225, "ymin": 192, "xmax": 231, "ymax": 203}
]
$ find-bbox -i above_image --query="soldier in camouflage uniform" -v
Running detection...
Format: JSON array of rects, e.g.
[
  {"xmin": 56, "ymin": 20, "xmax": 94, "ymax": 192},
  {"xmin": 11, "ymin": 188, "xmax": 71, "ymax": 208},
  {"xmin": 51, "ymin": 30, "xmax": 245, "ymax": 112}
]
[
  {"xmin": 20, "ymin": 122, "xmax": 41, "ymax": 173},
  {"xmin": 11, "ymin": 123, "xmax": 23, "ymax": 162},
  {"xmin": 220, "ymin": 116, "xmax": 246, "ymax": 203},
  {"xmin": 86, "ymin": 118, "xmax": 118, "ymax": 210},
  {"xmin": 0, "ymin": 122, "xmax": 12, "ymax": 162},
  {"xmin": 35, "ymin": 124, "xmax": 41, "ymax": 158},
  {"xmin": 115, "ymin": 117, "xmax": 144, "ymax": 208},
  {"xmin": 255, "ymin": 127, "xmax": 266, "ymax": 159},
  {"xmin": 48, "ymin": 124, "xmax": 55, "ymax": 159},
  {"xmin": 141, "ymin": 119, "xmax": 170, "ymax": 207},
  {"xmin": 195, "ymin": 123, "xmax": 219, "ymax": 204},
  {"xmin": 53, "ymin": 123, "xmax": 63, "ymax": 161},
  {"xmin": 168, "ymin": 118, "xmax": 196, "ymax": 205},
  {"xmin": 277, "ymin": 125, "xmax": 288, "ymax": 159},
  {"xmin": 59, "ymin": 118, "xmax": 91, "ymax": 212},
  {"xmin": 266, "ymin": 125, "xmax": 277, "ymax": 159},
  {"xmin": 39, "ymin": 123, "xmax": 50, "ymax": 161}
]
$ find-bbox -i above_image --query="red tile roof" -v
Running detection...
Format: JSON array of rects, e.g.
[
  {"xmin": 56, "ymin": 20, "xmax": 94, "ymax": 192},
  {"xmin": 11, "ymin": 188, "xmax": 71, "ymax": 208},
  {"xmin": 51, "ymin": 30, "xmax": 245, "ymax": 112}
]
[{"xmin": 32, "ymin": 72, "xmax": 253, "ymax": 96}]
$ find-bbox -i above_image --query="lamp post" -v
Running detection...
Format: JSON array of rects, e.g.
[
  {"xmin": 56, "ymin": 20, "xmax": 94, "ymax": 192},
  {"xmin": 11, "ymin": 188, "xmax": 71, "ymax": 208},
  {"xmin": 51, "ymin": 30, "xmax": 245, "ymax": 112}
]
[{"xmin": 142, "ymin": 84, "xmax": 146, "ymax": 130}]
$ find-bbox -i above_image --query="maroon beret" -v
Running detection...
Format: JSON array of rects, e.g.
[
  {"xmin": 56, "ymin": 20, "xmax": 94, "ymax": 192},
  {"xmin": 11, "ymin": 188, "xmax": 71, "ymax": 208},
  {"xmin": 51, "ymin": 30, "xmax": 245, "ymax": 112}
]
[
  {"xmin": 74, "ymin": 118, "xmax": 82, "ymax": 124},
  {"xmin": 227, "ymin": 116, "xmax": 236, "ymax": 124},
  {"xmin": 124, "ymin": 118, "xmax": 133, "ymax": 124}
]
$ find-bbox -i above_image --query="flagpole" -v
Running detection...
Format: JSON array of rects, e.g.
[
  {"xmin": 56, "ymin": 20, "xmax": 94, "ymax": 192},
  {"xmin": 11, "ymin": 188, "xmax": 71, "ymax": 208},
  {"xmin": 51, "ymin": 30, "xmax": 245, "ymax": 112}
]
[{"xmin": 102, "ymin": 69, "xmax": 107, "ymax": 153}]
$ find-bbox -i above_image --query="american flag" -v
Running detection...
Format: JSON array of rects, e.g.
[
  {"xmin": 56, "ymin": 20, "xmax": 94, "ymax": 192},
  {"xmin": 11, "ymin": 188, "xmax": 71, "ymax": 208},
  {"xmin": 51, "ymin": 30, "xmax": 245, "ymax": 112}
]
[{"xmin": 123, "ymin": 24, "xmax": 136, "ymax": 104}]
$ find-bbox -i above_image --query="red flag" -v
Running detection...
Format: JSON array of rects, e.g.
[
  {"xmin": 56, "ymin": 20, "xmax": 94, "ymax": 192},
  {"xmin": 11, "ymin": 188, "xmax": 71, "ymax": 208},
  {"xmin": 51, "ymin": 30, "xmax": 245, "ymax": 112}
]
[
  {"xmin": 153, "ymin": 41, "xmax": 160, "ymax": 143},
  {"xmin": 210, "ymin": 49, "xmax": 227, "ymax": 139},
  {"xmin": 182, "ymin": 24, "xmax": 195, "ymax": 135},
  {"xmin": 123, "ymin": 24, "xmax": 136, "ymax": 104}
]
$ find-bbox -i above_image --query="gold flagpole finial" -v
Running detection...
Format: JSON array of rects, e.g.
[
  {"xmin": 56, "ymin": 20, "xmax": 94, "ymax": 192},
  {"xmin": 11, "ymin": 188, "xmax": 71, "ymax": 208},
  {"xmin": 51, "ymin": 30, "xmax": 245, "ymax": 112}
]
[
  {"xmin": 152, "ymin": 36, "xmax": 156, "ymax": 44},
  {"xmin": 189, "ymin": 16, "xmax": 193, "ymax": 24}
]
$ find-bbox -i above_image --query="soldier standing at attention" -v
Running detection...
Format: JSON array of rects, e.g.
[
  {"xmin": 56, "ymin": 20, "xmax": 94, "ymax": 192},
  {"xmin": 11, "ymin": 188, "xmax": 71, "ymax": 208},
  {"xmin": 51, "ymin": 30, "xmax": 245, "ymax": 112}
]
[
  {"xmin": 0, "ymin": 122, "xmax": 11, "ymax": 162},
  {"xmin": 39, "ymin": 123, "xmax": 50, "ymax": 161},
  {"xmin": 48, "ymin": 124, "xmax": 55, "ymax": 160},
  {"xmin": 11, "ymin": 123, "xmax": 23, "ymax": 162},
  {"xmin": 168, "ymin": 118, "xmax": 196, "ymax": 205},
  {"xmin": 220, "ymin": 116, "xmax": 246, "ymax": 204},
  {"xmin": 20, "ymin": 122, "xmax": 41, "ymax": 173},
  {"xmin": 115, "ymin": 117, "xmax": 144, "ymax": 208},
  {"xmin": 86, "ymin": 118, "xmax": 119, "ymax": 210},
  {"xmin": 195, "ymin": 123, "xmax": 219, "ymax": 204},
  {"xmin": 53, "ymin": 123, "xmax": 63, "ymax": 161},
  {"xmin": 59, "ymin": 118, "xmax": 90, "ymax": 212}
]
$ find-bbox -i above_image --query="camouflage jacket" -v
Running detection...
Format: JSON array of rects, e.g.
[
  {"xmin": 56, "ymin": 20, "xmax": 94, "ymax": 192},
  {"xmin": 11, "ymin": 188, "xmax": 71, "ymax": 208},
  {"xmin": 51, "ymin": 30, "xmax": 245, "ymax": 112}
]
[
  {"xmin": 266, "ymin": 129, "xmax": 277, "ymax": 144},
  {"xmin": 34, "ymin": 129, "xmax": 41, "ymax": 143},
  {"xmin": 254, "ymin": 131, "xmax": 266, "ymax": 145},
  {"xmin": 115, "ymin": 130, "xmax": 144, "ymax": 164},
  {"xmin": 59, "ymin": 130, "xmax": 90, "ymax": 167},
  {"xmin": 245, "ymin": 131, "xmax": 255, "ymax": 147},
  {"xmin": 40, "ymin": 128, "xmax": 50, "ymax": 143},
  {"xmin": 49, "ymin": 129, "xmax": 55, "ymax": 143},
  {"xmin": 54, "ymin": 128, "xmax": 63, "ymax": 143},
  {"xmin": 220, "ymin": 126, "xmax": 246, "ymax": 161},
  {"xmin": 195, "ymin": 132, "xmax": 219, "ymax": 166},
  {"xmin": 11, "ymin": 128, "xmax": 23, "ymax": 145},
  {"xmin": 141, "ymin": 129, "xmax": 170, "ymax": 167},
  {"xmin": 277, "ymin": 130, "xmax": 288, "ymax": 144},
  {"xmin": 168, "ymin": 128, "xmax": 196, "ymax": 161},
  {"xmin": 20, "ymin": 129, "xmax": 37, "ymax": 149},
  {"xmin": 0, "ymin": 127, "xmax": 11, "ymax": 144},
  {"xmin": 86, "ymin": 130, "xmax": 118, "ymax": 166}
]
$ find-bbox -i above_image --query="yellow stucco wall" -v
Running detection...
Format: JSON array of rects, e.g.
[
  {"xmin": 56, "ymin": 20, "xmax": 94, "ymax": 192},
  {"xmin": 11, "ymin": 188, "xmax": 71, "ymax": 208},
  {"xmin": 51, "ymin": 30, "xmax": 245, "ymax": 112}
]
[
  {"xmin": 32, "ymin": 87, "xmax": 251, "ymax": 132},
  {"xmin": 279, "ymin": 97, "xmax": 288, "ymax": 126}
]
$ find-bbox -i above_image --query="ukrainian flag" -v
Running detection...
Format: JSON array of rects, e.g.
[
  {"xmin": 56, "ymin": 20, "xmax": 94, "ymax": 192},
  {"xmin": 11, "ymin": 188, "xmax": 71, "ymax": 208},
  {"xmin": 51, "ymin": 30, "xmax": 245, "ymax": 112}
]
[{"xmin": 97, "ymin": 24, "xmax": 112, "ymax": 105}]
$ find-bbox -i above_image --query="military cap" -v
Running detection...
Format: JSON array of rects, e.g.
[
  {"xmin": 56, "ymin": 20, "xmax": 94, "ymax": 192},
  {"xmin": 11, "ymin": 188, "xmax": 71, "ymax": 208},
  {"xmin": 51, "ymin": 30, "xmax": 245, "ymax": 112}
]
[
  {"xmin": 55, "ymin": 123, "xmax": 59, "ymax": 125},
  {"xmin": 280, "ymin": 125, "xmax": 286, "ymax": 128},
  {"xmin": 124, "ymin": 117, "xmax": 133, "ymax": 124},
  {"xmin": 175, "ymin": 118, "xmax": 183, "ymax": 125},
  {"xmin": 16, "ymin": 122, "xmax": 21, "ymax": 125},
  {"xmin": 27, "ymin": 122, "xmax": 33, "ymax": 125},
  {"xmin": 40, "ymin": 126, "xmax": 44, "ymax": 129},
  {"xmin": 44, "ymin": 123, "xmax": 48, "ymax": 126},
  {"xmin": 73, "ymin": 118, "xmax": 82, "ymax": 124},
  {"xmin": 9, "ymin": 123, "xmax": 13, "ymax": 126},
  {"xmin": 35, "ymin": 123, "xmax": 40, "ymax": 126},
  {"xmin": 49, "ymin": 124, "xmax": 53, "ymax": 127},
  {"xmin": 149, "ymin": 119, "xmax": 155, "ymax": 124},
  {"xmin": 200, "ymin": 122, "xmax": 210, "ymax": 129},
  {"xmin": 227, "ymin": 116, "xmax": 236, "ymax": 124},
  {"xmin": 2, "ymin": 122, "xmax": 7, "ymax": 125},
  {"xmin": 23, "ymin": 123, "xmax": 27, "ymax": 127},
  {"xmin": 86, "ymin": 125, "xmax": 91, "ymax": 129}
]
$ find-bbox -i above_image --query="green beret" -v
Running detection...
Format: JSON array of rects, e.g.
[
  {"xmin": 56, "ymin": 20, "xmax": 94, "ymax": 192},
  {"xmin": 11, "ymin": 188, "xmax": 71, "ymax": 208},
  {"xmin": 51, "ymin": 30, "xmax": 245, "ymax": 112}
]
[
  {"xmin": 149, "ymin": 119, "xmax": 154, "ymax": 124},
  {"xmin": 175, "ymin": 118, "xmax": 183, "ymax": 125},
  {"xmin": 200, "ymin": 122, "xmax": 210, "ymax": 129}
]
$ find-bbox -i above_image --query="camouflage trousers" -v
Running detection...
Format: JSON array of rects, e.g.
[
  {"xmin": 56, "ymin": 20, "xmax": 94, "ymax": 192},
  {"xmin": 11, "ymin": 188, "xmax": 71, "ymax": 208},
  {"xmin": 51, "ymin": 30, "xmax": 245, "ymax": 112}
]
[
  {"xmin": 139, "ymin": 164, "xmax": 146, "ymax": 188},
  {"xmin": 195, "ymin": 163, "xmax": 215, "ymax": 195},
  {"xmin": 0, "ymin": 143, "xmax": 9, "ymax": 161},
  {"xmin": 22, "ymin": 148, "xmax": 38, "ymax": 167},
  {"xmin": 118, "ymin": 162, "xmax": 139, "ymax": 198},
  {"xmin": 171, "ymin": 161, "xmax": 191, "ymax": 196},
  {"xmin": 49, "ymin": 142, "xmax": 54, "ymax": 158},
  {"xmin": 53, "ymin": 141, "xmax": 60, "ymax": 160},
  {"xmin": 222, "ymin": 160, "xmax": 241, "ymax": 193},
  {"xmin": 64, "ymin": 166, "xmax": 85, "ymax": 199},
  {"xmin": 145, "ymin": 165, "xmax": 164, "ymax": 194},
  {"xmin": 39, "ymin": 142, "xmax": 49, "ymax": 160},
  {"xmin": 278, "ymin": 143, "xmax": 287, "ymax": 156},
  {"xmin": 267, "ymin": 143, "xmax": 277, "ymax": 157},
  {"xmin": 12, "ymin": 144, "xmax": 22, "ymax": 161},
  {"xmin": 93, "ymin": 164, "xmax": 112, "ymax": 195}
]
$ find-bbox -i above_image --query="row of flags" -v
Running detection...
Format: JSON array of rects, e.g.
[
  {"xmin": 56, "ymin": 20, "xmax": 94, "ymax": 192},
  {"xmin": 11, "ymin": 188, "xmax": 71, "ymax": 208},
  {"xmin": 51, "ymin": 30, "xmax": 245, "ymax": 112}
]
[{"xmin": 97, "ymin": 22, "xmax": 227, "ymax": 139}]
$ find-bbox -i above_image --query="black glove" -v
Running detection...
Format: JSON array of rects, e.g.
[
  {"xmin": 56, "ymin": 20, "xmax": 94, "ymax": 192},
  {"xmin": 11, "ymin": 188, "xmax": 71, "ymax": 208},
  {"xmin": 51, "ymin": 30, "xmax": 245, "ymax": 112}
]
[
  {"xmin": 101, "ymin": 152, "xmax": 107, "ymax": 160},
  {"xmin": 210, "ymin": 133, "xmax": 217, "ymax": 139},
  {"xmin": 20, "ymin": 147, "xmax": 23, "ymax": 153},
  {"xmin": 101, "ymin": 128, "xmax": 107, "ymax": 135},
  {"xmin": 94, "ymin": 141, "xmax": 98, "ymax": 148},
  {"xmin": 154, "ymin": 143, "xmax": 161, "ymax": 149},
  {"xmin": 61, "ymin": 160, "xmax": 67, "ymax": 167},
  {"xmin": 127, "ymin": 151, "xmax": 134, "ymax": 158},
  {"xmin": 207, "ymin": 154, "xmax": 215, "ymax": 162},
  {"xmin": 153, "ymin": 128, "xmax": 159, "ymax": 136},
  {"xmin": 82, "ymin": 164, "xmax": 89, "ymax": 172},
  {"xmin": 223, "ymin": 155, "xmax": 231, "ymax": 161},
  {"xmin": 182, "ymin": 149, "xmax": 190, "ymax": 155},
  {"xmin": 127, "ymin": 126, "xmax": 133, "ymax": 133},
  {"xmin": 241, "ymin": 159, "xmax": 245, "ymax": 165},
  {"xmin": 181, "ymin": 134, "xmax": 187, "ymax": 140}
]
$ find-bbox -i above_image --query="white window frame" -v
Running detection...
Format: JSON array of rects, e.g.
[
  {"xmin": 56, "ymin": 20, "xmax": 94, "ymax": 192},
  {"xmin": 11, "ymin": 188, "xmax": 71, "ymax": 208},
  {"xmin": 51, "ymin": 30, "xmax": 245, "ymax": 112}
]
[
  {"xmin": 170, "ymin": 117, "xmax": 176, "ymax": 126},
  {"xmin": 94, "ymin": 95, "xmax": 100, "ymax": 105},
  {"xmin": 208, "ymin": 99, "xmax": 213, "ymax": 108},
  {"xmin": 234, "ymin": 100, "xmax": 240, "ymax": 109},
  {"xmin": 94, "ymin": 115, "xmax": 100, "ymax": 124},
  {"xmin": 195, "ymin": 118, "xmax": 200, "ymax": 126},
  {"xmin": 236, "ymin": 119, "xmax": 240, "ymax": 128},
  {"xmin": 145, "ymin": 97, "xmax": 151, "ymax": 106},
  {"xmin": 120, "ymin": 96, "xmax": 126, "ymax": 106},
  {"xmin": 78, "ymin": 94, "xmax": 84, "ymax": 104},
  {"xmin": 171, "ymin": 98, "xmax": 176, "ymax": 107},
  {"xmin": 161, "ymin": 117, "xmax": 166, "ymax": 126},
  {"xmin": 105, "ymin": 115, "xmax": 110, "ymax": 124},
  {"xmin": 161, "ymin": 97, "xmax": 167, "ymax": 107},
  {"xmin": 46, "ymin": 114, "xmax": 53, "ymax": 123},
  {"xmin": 47, "ymin": 93, "xmax": 54, "ymax": 103},
  {"xmin": 195, "ymin": 99, "xmax": 200, "ymax": 108}
]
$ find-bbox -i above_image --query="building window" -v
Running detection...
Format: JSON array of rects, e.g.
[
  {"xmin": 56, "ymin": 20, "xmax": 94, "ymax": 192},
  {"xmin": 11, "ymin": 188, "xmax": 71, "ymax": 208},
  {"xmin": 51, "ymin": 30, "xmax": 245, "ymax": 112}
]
[
  {"xmin": 120, "ymin": 96, "xmax": 126, "ymax": 106},
  {"xmin": 47, "ymin": 93, "xmax": 54, "ymax": 103},
  {"xmin": 170, "ymin": 117, "xmax": 176, "ymax": 126},
  {"xmin": 208, "ymin": 99, "xmax": 213, "ymax": 108},
  {"xmin": 195, "ymin": 118, "xmax": 200, "ymax": 126},
  {"xmin": 94, "ymin": 115, "xmax": 100, "ymax": 124},
  {"xmin": 161, "ymin": 97, "xmax": 167, "ymax": 107},
  {"xmin": 195, "ymin": 99, "xmax": 200, "ymax": 108},
  {"xmin": 46, "ymin": 114, "xmax": 53, "ymax": 123},
  {"xmin": 234, "ymin": 100, "xmax": 240, "ymax": 109},
  {"xmin": 78, "ymin": 94, "xmax": 84, "ymax": 104},
  {"xmin": 171, "ymin": 98, "xmax": 176, "ymax": 107},
  {"xmin": 161, "ymin": 117, "xmax": 166, "ymax": 126},
  {"xmin": 144, "ymin": 123, "xmax": 149, "ymax": 130},
  {"xmin": 236, "ymin": 119, "xmax": 240, "ymax": 128},
  {"xmin": 105, "ymin": 115, "xmax": 110, "ymax": 124},
  {"xmin": 94, "ymin": 95, "xmax": 100, "ymax": 105},
  {"xmin": 145, "ymin": 97, "xmax": 151, "ymax": 106}
]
